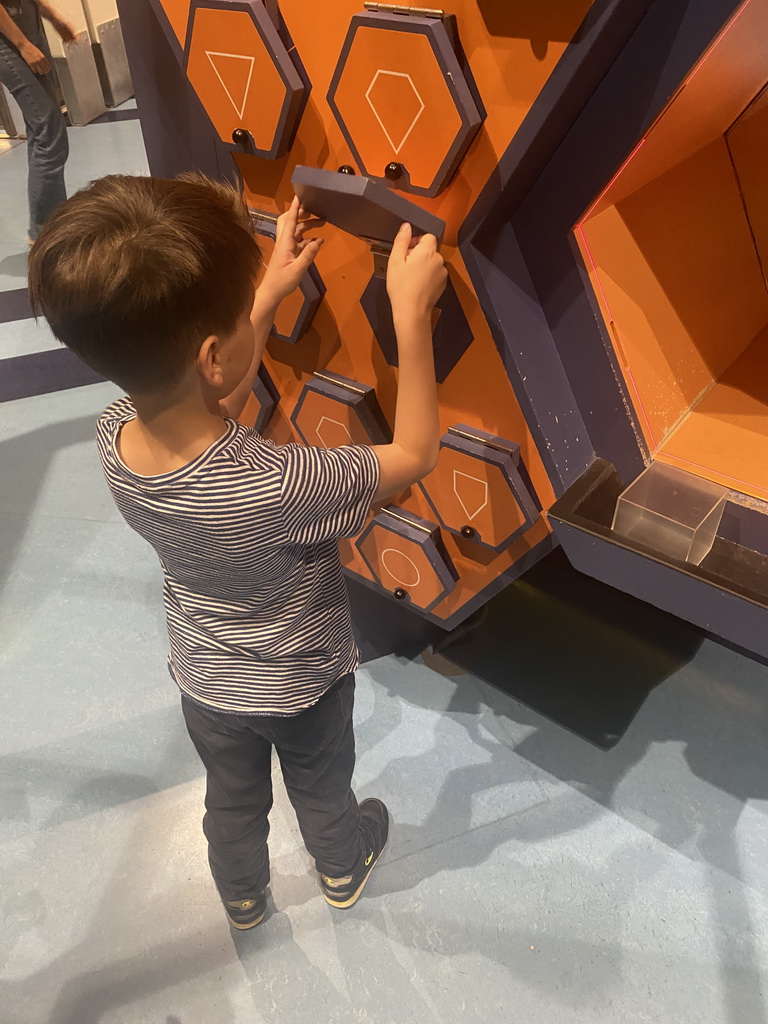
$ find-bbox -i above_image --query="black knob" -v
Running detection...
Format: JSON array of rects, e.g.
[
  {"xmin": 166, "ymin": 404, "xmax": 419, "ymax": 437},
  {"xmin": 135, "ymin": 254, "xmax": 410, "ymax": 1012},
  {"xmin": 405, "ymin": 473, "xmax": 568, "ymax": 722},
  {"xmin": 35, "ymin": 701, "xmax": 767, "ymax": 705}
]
[
  {"xmin": 460, "ymin": 525, "xmax": 476, "ymax": 539},
  {"xmin": 232, "ymin": 128, "xmax": 250, "ymax": 148},
  {"xmin": 393, "ymin": 587, "xmax": 407, "ymax": 601},
  {"xmin": 338, "ymin": 164, "xmax": 356, "ymax": 175},
  {"xmin": 385, "ymin": 162, "xmax": 403, "ymax": 181}
]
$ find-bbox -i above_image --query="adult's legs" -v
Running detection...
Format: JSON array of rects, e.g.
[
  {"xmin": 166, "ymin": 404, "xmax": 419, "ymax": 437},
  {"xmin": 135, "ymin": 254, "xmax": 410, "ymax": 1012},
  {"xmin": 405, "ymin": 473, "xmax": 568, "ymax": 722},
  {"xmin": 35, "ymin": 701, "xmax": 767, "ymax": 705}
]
[
  {"xmin": 181, "ymin": 695, "xmax": 274, "ymax": 902},
  {"xmin": 0, "ymin": 5, "xmax": 68, "ymax": 240},
  {"xmin": 269, "ymin": 674, "xmax": 364, "ymax": 880}
]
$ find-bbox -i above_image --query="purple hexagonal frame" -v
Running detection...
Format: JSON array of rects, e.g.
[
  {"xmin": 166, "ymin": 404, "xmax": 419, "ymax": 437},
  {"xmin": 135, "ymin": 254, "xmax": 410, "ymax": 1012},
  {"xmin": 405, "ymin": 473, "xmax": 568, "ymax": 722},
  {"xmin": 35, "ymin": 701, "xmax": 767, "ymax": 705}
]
[
  {"xmin": 419, "ymin": 425, "xmax": 538, "ymax": 553},
  {"xmin": 251, "ymin": 363, "xmax": 279, "ymax": 435},
  {"xmin": 327, "ymin": 10, "xmax": 485, "ymax": 198},
  {"xmin": 360, "ymin": 271, "xmax": 473, "ymax": 383},
  {"xmin": 183, "ymin": 0, "xmax": 310, "ymax": 160},
  {"xmin": 290, "ymin": 371, "xmax": 392, "ymax": 448},
  {"xmin": 250, "ymin": 210, "xmax": 326, "ymax": 345},
  {"xmin": 356, "ymin": 505, "xmax": 458, "ymax": 612}
]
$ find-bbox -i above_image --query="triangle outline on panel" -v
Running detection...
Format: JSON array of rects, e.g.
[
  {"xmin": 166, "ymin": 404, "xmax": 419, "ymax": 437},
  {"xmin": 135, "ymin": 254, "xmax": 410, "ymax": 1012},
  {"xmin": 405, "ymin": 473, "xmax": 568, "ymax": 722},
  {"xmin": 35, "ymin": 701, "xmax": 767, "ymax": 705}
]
[{"xmin": 205, "ymin": 50, "xmax": 256, "ymax": 119}]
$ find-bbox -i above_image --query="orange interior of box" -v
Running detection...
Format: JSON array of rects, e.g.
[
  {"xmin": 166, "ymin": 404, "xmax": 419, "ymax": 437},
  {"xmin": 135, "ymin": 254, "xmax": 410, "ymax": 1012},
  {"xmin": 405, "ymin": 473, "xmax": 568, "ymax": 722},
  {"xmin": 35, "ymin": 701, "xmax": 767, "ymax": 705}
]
[{"xmin": 575, "ymin": 0, "xmax": 768, "ymax": 500}]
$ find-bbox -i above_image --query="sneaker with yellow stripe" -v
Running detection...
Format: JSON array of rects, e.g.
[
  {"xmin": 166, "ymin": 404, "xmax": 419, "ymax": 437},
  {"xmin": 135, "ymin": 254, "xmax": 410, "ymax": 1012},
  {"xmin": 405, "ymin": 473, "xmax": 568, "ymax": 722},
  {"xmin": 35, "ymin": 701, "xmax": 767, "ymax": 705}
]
[
  {"xmin": 321, "ymin": 798, "xmax": 389, "ymax": 909},
  {"xmin": 224, "ymin": 891, "xmax": 267, "ymax": 930}
]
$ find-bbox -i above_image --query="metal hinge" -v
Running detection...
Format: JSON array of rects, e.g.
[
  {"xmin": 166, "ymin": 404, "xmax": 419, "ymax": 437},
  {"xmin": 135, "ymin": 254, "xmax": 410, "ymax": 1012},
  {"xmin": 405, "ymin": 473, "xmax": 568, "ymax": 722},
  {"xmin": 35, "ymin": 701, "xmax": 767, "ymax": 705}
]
[
  {"xmin": 312, "ymin": 371, "xmax": 368, "ymax": 397},
  {"xmin": 447, "ymin": 425, "xmax": 518, "ymax": 458},
  {"xmin": 363, "ymin": 3, "xmax": 446, "ymax": 19},
  {"xmin": 381, "ymin": 506, "xmax": 433, "ymax": 534}
]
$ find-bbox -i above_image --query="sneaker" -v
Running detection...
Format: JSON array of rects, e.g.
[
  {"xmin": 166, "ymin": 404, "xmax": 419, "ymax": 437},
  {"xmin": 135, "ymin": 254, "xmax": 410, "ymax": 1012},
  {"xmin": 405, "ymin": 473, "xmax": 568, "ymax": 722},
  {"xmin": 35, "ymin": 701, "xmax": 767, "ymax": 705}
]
[
  {"xmin": 224, "ymin": 891, "xmax": 267, "ymax": 930},
  {"xmin": 321, "ymin": 798, "xmax": 389, "ymax": 909}
]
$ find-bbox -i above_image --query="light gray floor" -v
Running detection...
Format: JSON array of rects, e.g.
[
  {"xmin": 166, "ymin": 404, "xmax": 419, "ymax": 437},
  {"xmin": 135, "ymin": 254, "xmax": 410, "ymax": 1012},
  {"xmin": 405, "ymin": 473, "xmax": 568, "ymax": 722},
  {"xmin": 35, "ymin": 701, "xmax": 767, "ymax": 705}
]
[{"xmin": 2, "ymin": 102, "xmax": 768, "ymax": 1024}]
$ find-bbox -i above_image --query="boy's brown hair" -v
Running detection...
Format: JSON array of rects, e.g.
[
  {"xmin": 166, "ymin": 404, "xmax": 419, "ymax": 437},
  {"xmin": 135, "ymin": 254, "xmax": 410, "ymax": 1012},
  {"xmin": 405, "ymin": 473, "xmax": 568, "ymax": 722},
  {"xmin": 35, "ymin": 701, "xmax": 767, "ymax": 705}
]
[{"xmin": 28, "ymin": 174, "xmax": 262, "ymax": 394}]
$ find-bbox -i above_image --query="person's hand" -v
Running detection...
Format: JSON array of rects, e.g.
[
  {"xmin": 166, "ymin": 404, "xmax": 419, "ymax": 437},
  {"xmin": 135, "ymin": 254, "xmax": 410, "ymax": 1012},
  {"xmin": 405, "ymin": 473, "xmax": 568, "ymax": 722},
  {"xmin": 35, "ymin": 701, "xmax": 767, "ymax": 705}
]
[
  {"xmin": 386, "ymin": 223, "xmax": 447, "ymax": 322},
  {"xmin": 51, "ymin": 17, "xmax": 77, "ymax": 43},
  {"xmin": 258, "ymin": 196, "xmax": 324, "ymax": 306},
  {"xmin": 20, "ymin": 42, "xmax": 51, "ymax": 75}
]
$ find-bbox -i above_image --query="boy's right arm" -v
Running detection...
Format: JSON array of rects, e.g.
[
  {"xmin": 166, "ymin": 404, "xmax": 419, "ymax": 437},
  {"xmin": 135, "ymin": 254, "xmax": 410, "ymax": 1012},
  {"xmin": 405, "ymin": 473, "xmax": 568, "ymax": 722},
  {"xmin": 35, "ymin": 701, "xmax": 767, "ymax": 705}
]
[{"xmin": 371, "ymin": 224, "xmax": 447, "ymax": 501}]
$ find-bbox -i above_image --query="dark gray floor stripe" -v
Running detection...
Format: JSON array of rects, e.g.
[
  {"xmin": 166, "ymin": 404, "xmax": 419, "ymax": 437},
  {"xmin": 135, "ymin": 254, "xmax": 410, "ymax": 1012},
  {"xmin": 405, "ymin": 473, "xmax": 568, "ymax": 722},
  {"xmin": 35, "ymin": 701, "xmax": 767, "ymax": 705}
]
[
  {"xmin": 91, "ymin": 108, "xmax": 141, "ymax": 124},
  {"xmin": 0, "ymin": 348, "xmax": 104, "ymax": 402},
  {"xmin": 0, "ymin": 288, "xmax": 32, "ymax": 325}
]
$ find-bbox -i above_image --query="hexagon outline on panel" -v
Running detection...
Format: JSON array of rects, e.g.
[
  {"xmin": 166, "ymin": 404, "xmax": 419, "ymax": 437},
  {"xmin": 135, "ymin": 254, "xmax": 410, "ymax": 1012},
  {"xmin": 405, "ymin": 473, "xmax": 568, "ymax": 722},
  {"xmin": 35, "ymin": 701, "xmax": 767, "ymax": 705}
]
[
  {"xmin": 250, "ymin": 210, "xmax": 325, "ymax": 345},
  {"xmin": 419, "ymin": 425, "xmax": 539, "ymax": 553},
  {"xmin": 356, "ymin": 506, "xmax": 458, "ymax": 611},
  {"xmin": 185, "ymin": 0, "xmax": 309, "ymax": 159},
  {"xmin": 327, "ymin": 10, "xmax": 484, "ymax": 197},
  {"xmin": 291, "ymin": 371, "xmax": 392, "ymax": 449}
]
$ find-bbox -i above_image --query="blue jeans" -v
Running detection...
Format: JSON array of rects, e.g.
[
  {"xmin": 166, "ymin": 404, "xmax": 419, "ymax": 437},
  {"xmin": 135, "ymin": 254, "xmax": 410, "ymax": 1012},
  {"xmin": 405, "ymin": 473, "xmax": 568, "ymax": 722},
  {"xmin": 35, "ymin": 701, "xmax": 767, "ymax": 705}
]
[
  {"xmin": 0, "ymin": 0, "xmax": 68, "ymax": 239},
  {"xmin": 181, "ymin": 673, "xmax": 364, "ymax": 902}
]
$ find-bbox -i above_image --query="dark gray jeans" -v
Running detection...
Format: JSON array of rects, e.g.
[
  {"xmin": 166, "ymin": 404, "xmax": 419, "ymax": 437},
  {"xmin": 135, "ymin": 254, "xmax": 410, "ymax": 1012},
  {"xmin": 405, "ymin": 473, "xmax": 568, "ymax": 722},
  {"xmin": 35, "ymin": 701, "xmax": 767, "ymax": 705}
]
[
  {"xmin": 0, "ymin": 0, "xmax": 68, "ymax": 239},
  {"xmin": 181, "ymin": 673, "xmax": 364, "ymax": 902}
]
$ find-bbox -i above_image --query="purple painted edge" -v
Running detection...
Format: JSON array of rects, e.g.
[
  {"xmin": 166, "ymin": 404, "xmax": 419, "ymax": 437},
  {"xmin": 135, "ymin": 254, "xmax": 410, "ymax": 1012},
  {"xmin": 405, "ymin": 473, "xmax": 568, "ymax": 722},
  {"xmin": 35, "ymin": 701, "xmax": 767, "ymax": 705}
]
[
  {"xmin": 326, "ymin": 12, "xmax": 483, "ymax": 198},
  {"xmin": 184, "ymin": 0, "xmax": 307, "ymax": 161},
  {"xmin": 0, "ymin": 348, "xmax": 104, "ymax": 403},
  {"xmin": 0, "ymin": 288, "xmax": 32, "ymax": 325}
]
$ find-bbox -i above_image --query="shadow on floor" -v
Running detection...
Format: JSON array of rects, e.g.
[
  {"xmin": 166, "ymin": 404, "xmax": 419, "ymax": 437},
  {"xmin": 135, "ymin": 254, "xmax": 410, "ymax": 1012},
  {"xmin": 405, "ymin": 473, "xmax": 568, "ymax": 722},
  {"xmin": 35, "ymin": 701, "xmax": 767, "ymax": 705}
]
[
  {"xmin": 434, "ymin": 546, "xmax": 703, "ymax": 748},
  {"xmin": 0, "ymin": 252, "xmax": 28, "ymax": 278},
  {"xmin": 369, "ymin": 548, "xmax": 768, "ymax": 1024},
  {"xmin": 0, "ymin": 415, "xmax": 98, "ymax": 593}
]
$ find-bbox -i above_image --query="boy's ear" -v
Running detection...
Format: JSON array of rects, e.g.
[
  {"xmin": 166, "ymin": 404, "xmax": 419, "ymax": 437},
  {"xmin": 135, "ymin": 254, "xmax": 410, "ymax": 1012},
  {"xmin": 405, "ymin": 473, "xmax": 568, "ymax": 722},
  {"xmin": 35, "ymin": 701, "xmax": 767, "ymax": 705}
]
[{"xmin": 197, "ymin": 334, "xmax": 224, "ymax": 387}]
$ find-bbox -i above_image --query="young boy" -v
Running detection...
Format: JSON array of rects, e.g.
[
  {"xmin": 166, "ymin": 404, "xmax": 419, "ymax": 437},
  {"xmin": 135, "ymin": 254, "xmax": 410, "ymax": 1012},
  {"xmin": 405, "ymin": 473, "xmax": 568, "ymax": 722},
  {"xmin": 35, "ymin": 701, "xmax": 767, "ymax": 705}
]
[{"xmin": 28, "ymin": 173, "xmax": 446, "ymax": 930}]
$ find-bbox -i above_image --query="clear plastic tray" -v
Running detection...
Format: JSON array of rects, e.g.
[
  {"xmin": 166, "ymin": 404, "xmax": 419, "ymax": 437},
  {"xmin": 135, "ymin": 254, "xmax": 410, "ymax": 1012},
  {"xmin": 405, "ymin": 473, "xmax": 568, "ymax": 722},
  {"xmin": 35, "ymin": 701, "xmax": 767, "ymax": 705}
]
[{"xmin": 612, "ymin": 462, "xmax": 727, "ymax": 565}]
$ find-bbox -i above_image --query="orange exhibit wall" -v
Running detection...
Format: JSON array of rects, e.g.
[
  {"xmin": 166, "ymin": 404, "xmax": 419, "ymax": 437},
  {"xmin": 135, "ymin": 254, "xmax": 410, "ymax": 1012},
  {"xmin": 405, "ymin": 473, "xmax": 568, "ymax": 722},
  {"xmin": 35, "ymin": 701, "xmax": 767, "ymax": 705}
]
[
  {"xmin": 575, "ymin": 0, "xmax": 768, "ymax": 500},
  {"xmin": 162, "ymin": 0, "xmax": 598, "ymax": 627}
]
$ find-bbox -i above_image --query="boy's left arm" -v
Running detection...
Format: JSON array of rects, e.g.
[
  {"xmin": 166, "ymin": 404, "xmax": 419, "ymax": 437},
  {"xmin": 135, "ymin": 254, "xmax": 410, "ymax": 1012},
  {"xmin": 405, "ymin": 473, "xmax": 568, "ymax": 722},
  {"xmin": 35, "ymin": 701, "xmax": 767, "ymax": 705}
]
[{"xmin": 219, "ymin": 197, "xmax": 323, "ymax": 420}]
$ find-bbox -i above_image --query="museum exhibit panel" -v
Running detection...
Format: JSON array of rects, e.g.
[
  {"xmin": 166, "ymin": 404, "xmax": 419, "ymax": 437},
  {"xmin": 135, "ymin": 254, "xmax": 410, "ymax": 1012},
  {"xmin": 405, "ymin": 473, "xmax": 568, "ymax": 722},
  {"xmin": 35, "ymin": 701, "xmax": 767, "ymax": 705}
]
[{"xmin": 116, "ymin": 0, "xmax": 768, "ymax": 659}]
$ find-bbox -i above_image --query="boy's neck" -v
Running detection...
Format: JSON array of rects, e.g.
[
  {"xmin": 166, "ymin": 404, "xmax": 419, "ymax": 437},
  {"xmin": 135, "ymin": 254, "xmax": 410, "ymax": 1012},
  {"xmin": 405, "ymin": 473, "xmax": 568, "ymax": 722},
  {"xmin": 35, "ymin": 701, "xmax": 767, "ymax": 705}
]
[{"xmin": 119, "ymin": 390, "xmax": 228, "ymax": 477}]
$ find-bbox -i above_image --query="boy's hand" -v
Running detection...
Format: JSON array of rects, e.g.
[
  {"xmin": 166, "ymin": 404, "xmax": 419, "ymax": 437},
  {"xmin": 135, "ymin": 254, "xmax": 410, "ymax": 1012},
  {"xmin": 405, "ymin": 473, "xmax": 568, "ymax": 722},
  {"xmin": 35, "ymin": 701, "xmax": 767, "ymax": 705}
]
[
  {"xmin": 386, "ymin": 223, "xmax": 447, "ymax": 324},
  {"xmin": 259, "ymin": 196, "xmax": 324, "ymax": 307}
]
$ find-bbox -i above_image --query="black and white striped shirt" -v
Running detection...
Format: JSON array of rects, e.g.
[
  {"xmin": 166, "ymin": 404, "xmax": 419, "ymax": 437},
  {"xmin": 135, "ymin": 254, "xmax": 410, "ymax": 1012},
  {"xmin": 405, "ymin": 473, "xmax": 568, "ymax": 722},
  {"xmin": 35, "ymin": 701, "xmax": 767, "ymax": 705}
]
[{"xmin": 96, "ymin": 398, "xmax": 380, "ymax": 715}]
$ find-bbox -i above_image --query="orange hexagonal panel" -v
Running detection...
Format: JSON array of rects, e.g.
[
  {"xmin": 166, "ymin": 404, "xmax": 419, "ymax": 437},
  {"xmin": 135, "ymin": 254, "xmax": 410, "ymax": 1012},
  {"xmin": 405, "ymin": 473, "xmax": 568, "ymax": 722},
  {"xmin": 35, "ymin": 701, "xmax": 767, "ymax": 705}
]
[
  {"xmin": 357, "ymin": 507, "xmax": 458, "ymax": 611},
  {"xmin": 291, "ymin": 372, "xmax": 391, "ymax": 448},
  {"xmin": 327, "ymin": 11, "xmax": 484, "ymax": 197},
  {"xmin": 421, "ymin": 426, "xmax": 538, "ymax": 552},
  {"xmin": 185, "ymin": 2, "xmax": 307, "ymax": 158}
]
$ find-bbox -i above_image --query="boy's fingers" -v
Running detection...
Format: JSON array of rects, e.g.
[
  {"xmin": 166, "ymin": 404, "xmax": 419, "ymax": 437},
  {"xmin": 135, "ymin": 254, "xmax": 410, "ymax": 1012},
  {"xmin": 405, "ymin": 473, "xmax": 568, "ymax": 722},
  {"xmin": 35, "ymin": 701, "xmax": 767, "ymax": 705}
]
[
  {"xmin": 390, "ymin": 222, "xmax": 412, "ymax": 262},
  {"xmin": 276, "ymin": 196, "xmax": 300, "ymax": 241},
  {"xmin": 413, "ymin": 232, "xmax": 438, "ymax": 252},
  {"xmin": 295, "ymin": 217, "xmax": 326, "ymax": 238},
  {"xmin": 297, "ymin": 235, "xmax": 324, "ymax": 251},
  {"xmin": 296, "ymin": 237, "xmax": 324, "ymax": 265}
]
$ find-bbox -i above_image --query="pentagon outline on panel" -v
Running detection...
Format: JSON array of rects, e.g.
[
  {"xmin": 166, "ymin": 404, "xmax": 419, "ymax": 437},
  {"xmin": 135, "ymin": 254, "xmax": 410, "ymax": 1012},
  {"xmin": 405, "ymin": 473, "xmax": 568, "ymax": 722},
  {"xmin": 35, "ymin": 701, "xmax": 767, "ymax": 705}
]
[
  {"xmin": 419, "ymin": 425, "xmax": 539, "ymax": 553},
  {"xmin": 290, "ymin": 371, "xmax": 392, "ymax": 449}
]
